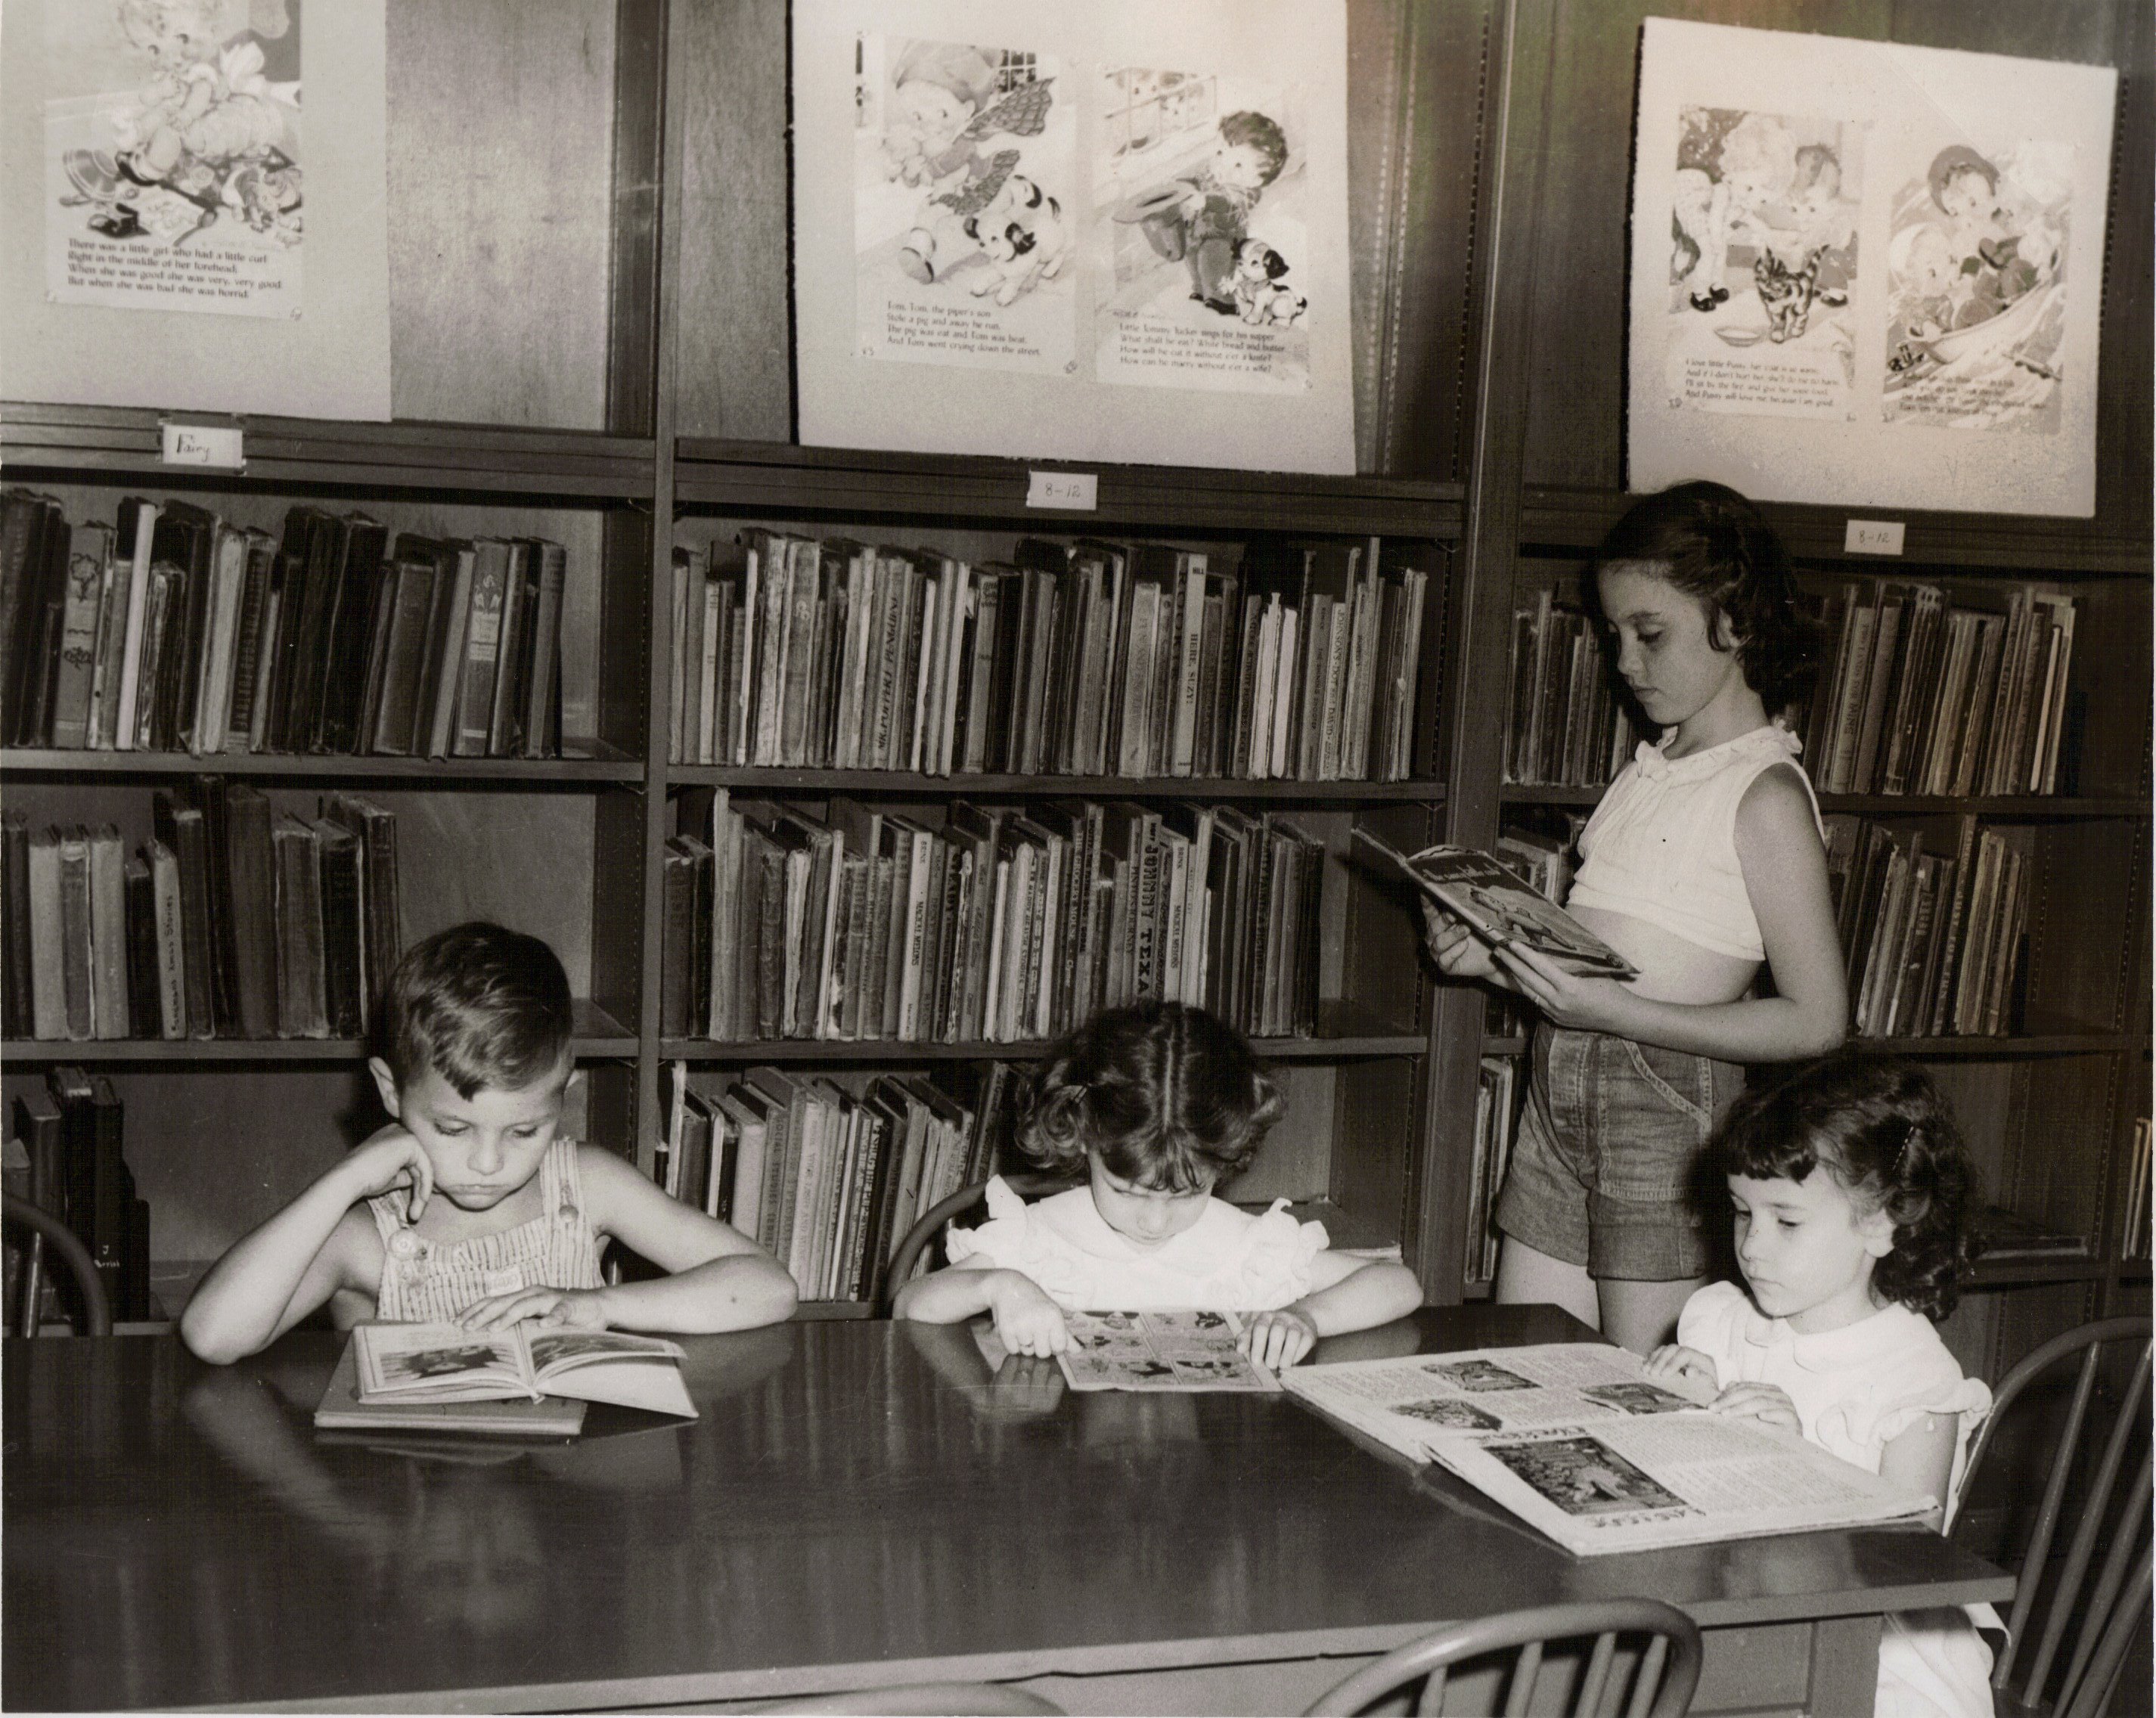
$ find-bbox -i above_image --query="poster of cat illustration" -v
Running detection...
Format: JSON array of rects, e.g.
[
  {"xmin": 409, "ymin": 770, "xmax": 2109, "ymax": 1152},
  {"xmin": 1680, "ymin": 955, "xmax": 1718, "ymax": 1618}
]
[
  {"xmin": 1628, "ymin": 20, "xmax": 2113, "ymax": 516},
  {"xmin": 796, "ymin": 0, "xmax": 1354, "ymax": 473}
]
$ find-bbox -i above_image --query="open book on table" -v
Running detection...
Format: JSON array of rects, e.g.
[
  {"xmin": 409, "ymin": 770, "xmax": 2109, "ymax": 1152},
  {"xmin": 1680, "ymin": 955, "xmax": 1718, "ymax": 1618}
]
[
  {"xmin": 315, "ymin": 1322, "xmax": 697, "ymax": 1434},
  {"xmin": 974, "ymin": 1309, "xmax": 1282, "ymax": 1393},
  {"xmin": 1280, "ymin": 1342, "xmax": 1933, "ymax": 1557},
  {"xmin": 1354, "ymin": 831, "xmax": 1636, "ymax": 978}
]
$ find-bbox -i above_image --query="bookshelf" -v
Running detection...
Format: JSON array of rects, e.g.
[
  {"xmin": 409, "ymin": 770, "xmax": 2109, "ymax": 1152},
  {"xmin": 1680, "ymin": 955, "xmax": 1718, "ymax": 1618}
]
[{"xmin": 2, "ymin": 0, "xmax": 2148, "ymax": 1363}]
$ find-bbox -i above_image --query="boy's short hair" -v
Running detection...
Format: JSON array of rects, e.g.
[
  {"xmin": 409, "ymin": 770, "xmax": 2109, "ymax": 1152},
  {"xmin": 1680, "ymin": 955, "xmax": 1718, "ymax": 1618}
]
[
  {"xmin": 376, "ymin": 923, "xmax": 573, "ymax": 1098},
  {"xmin": 1218, "ymin": 110, "xmax": 1289, "ymax": 185}
]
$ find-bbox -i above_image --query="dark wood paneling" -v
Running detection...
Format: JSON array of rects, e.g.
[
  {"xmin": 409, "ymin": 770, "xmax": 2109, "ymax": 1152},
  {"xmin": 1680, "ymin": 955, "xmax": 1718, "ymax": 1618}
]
[{"xmin": 675, "ymin": 0, "xmax": 795, "ymax": 443}]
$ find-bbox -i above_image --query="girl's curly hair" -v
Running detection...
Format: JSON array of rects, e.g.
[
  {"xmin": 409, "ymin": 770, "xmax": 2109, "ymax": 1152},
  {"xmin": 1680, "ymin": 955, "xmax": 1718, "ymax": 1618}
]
[
  {"xmin": 1587, "ymin": 479, "xmax": 1822, "ymax": 711},
  {"xmin": 1019, "ymin": 1001, "xmax": 1285, "ymax": 1192},
  {"xmin": 1712, "ymin": 1050, "xmax": 1978, "ymax": 1321}
]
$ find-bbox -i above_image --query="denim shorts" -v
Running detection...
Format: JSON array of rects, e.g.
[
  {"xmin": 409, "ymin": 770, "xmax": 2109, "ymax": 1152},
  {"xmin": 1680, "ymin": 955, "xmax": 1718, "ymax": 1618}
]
[{"xmin": 1494, "ymin": 1025, "xmax": 1745, "ymax": 1282}]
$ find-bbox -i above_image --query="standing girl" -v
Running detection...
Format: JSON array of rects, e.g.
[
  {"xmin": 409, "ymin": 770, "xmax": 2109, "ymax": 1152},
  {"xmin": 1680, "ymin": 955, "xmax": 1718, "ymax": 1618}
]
[
  {"xmin": 1426, "ymin": 481, "xmax": 1846, "ymax": 1350},
  {"xmin": 1648, "ymin": 1051, "xmax": 1993, "ymax": 1718},
  {"xmin": 895, "ymin": 1001, "xmax": 1423, "ymax": 1369}
]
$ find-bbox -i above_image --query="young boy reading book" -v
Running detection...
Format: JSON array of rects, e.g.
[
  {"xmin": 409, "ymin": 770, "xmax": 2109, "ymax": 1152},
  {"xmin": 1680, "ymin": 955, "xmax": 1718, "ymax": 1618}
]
[{"xmin": 181, "ymin": 923, "xmax": 798, "ymax": 1363}]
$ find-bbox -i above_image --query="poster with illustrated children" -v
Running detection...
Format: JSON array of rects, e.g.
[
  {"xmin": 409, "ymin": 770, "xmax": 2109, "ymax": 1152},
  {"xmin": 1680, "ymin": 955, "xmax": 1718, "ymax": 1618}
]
[
  {"xmin": 44, "ymin": 0, "xmax": 303, "ymax": 318},
  {"xmin": 855, "ymin": 34, "xmax": 1078, "ymax": 376},
  {"xmin": 5, "ymin": 0, "xmax": 389, "ymax": 417},
  {"xmin": 796, "ymin": 0, "xmax": 1354, "ymax": 473},
  {"xmin": 1093, "ymin": 67, "xmax": 1314, "ymax": 394},
  {"xmin": 1628, "ymin": 20, "xmax": 2114, "ymax": 517}
]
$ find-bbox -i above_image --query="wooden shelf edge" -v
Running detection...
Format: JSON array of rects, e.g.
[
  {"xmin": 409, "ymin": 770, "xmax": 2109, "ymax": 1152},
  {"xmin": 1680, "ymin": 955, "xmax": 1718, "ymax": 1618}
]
[
  {"xmin": 664, "ymin": 767, "xmax": 1445, "ymax": 803},
  {"xmin": 658, "ymin": 1018, "xmax": 1424, "ymax": 1065},
  {"xmin": 1501, "ymin": 784, "xmax": 2150, "ymax": 819},
  {"xmin": 1, "ymin": 747, "xmax": 641, "ymax": 783},
  {"xmin": 1519, "ymin": 485, "xmax": 2152, "ymax": 574}
]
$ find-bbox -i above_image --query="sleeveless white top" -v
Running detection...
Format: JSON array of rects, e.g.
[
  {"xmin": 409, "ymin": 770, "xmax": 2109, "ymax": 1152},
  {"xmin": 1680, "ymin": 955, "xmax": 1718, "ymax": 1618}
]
[
  {"xmin": 945, "ymin": 1176, "xmax": 1329, "ymax": 1311},
  {"xmin": 1568, "ymin": 722, "xmax": 1823, "ymax": 962},
  {"xmin": 368, "ymin": 1137, "xmax": 605, "ymax": 1323}
]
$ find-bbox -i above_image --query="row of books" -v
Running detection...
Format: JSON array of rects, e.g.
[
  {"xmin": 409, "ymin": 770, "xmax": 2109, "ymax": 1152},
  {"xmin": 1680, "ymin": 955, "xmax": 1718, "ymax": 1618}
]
[
  {"xmin": 1803, "ymin": 580, "xmax": 2077, "ymax": 798},
  {"xmin": 667, "ymin": 529, "xmax": 1430, "ymax": 783},
  {"xmin": 1505, "ymin": 592, "xmax": 1643, "ymax": 787},
  {"xmin": 1463, "ymin": 1055, "xmax": 1519, "ymax": 1285},
  {"xmin": 0, "ymin": 488, "xmax": 566, "ymax": 760},
  {"xmin": 657, "ymin": 1062, "xmax": 1017, "ymax": 1304},
  {"xmin": 5, "ymin": 1070, "xmax": 150, "ymax": 1326},
  {"xmin": 661, "ymin": 791, "xmax": 1326, "ymax": 1046},
  {"xmin": 1, "ymin": 781, "xmax": 402, "ymax": 1042},
  {"xmin": 1827, "ymin": 815, "xmax": 2028, "ymax": 1040},
  {"xmin": 2123, "ymin": 1120, "xmax": 2151, "ymax": 1264},
  {"xmin": 1503, "ymin": 578, "xmax": 2081, "ymax": 799}
]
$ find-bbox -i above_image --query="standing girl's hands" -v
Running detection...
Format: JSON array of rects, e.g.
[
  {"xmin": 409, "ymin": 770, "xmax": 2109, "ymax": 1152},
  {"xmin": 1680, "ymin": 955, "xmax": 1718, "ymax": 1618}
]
[
  {"xmin": 985, "ymin": 1270, "xmax": 1070, "ymax": 1357},
  {"xmin": 1422, "ymin": 902, "xmax": 1512, "ymax": 985},
  {"xmin": 1491, "ymin": 943, "xmax": 1639, "ymax": 1035},
  {"xmin": 343, "ymin": 1122, "xmax": 436, "ymax": 1220}
]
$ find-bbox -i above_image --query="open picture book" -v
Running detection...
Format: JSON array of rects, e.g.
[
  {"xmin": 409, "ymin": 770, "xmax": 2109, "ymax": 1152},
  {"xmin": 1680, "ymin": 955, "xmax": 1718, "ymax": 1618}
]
[
  {"xmin": 1354, "ymin": 832, "xmax": 1636, "ymax": 978},
  {"xmin": 314, "ymin": 1322, "xmax": 697, "ymax": 1435},
  {"xmin": 975, "ymin": 1309, "xmax": 1282, "ymax": 1393},
  {"xmin": 1281, "ymin": 1342, "xmax": 1934, "ymax": 1557}
]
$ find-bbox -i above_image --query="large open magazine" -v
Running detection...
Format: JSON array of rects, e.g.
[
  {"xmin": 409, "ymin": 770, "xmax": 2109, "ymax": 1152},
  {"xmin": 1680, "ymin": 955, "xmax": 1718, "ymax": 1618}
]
[{"xmin": 1281, "ymin": 1343, "xmax": 1933, "ymax": 1556}]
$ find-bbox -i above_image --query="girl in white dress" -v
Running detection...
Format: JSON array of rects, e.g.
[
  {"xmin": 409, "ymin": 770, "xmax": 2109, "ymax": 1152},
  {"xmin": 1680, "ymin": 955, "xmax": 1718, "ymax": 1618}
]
[
  {"xmin": 1646, "ymin": 1051, "xmax": 1997, "ymax": 1718},
  {"xmin": 895, "ymin": 1001, "xmax": 1423, "ymax": 1369}
]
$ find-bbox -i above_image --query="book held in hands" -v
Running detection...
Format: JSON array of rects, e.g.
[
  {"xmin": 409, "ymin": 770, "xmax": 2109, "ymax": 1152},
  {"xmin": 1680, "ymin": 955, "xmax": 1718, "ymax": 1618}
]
[
  {"xmin": 1354, "ymin": 833, "xmax": 1636, "ymax": 978},
  {"xmin": 1280, "ymin": 1343, "xmax": 1934, "ymax": 1557},
  {"xmin": 314, "ymin": 1321, "xmax": 698, "ymax": 1434},
  {"xmin": 974, "ymin": 1308, "xmax": 1282, "ymax": 1393}
]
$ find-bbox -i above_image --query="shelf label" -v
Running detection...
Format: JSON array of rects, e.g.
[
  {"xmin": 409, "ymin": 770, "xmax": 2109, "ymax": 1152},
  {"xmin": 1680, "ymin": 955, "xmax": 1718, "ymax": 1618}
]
[
  {"xmin": 1026, "ymin": 469, "xmax": 1097, "ymax": 510},
  {"xmin": 161, "ymin": 423, "xmax": 244, "ymax": 470},
  {"xmin": 1843, "ymin": 517, "xmax": 1905, "ymax": 556}
]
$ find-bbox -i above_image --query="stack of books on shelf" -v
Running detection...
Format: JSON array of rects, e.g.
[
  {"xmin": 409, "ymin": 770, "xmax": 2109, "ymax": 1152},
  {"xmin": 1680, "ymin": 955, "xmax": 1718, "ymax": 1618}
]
[
  {"xmin": 1, "ymin": 780, "xmax": 402, "ymax": 1042},
  {"xmin": 4, "ymin": 1068, "xmax": 150, "ymax": 1326},
  {"xmin": 667, "ymin": 529, "xmax": 1430, "ymax": 783},
  {"xmin": 2124, "ymin": 1120, "xmax": 2151, "ymax": 1264},
  {"xmin": 662, "ymin": 790, "xmax": 1323, "ymax": 1045},
  {"xmin": 1505, "ymin": 591, "xmax": 1641, "ymax": 787},
  {"xmin": 0, "ymin": 488, "xmax": 567, "ymax": 761},
  {"xmin": 1464, "ymin": 1055, "xmax": 1519, "ymax": 1285},
  {"xmin": 657, "ymin": 1061, "xmax": 1018, "ymax": 1304},
  {"xmin": 1826, "ymin": 815, "xmax": 2029, "ymax": 1038},
  {"xmin": 1802, "ymin": 579, "xmax": 2079, "ymax": 797}
]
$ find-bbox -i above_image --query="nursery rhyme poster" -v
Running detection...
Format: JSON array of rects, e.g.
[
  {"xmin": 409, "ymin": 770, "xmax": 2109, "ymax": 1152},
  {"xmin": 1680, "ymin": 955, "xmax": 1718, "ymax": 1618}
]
[
  {"xmin": 1627, "ymin": 20, "xmax": 2114, "ymax": 516},
  {"xmin": 3, "ymin": 0, "xmax": 391, "ymax": 418},
  {"xmin": 800, "ymin": 0, "xmax": 1354, "ymax": 473}
]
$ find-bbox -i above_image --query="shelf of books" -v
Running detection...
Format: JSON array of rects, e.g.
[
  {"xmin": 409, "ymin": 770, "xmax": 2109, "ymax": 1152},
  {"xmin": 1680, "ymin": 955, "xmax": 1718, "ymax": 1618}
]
[
  {"xmin": 647, "ymin": 492, "xmax": 1455, "ymax": 1308},
  {"xmin": 1455, "ymin": 535, "xmax": 2152, "ymax": 1311}
]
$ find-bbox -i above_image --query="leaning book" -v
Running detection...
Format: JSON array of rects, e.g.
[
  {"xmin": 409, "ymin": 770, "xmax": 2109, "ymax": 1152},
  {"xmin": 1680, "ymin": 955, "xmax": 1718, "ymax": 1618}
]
[
  {"xmin": 975, "ymin": 1309, "xmax": 1282, "ymax": 1393},
  {"xmin": 315, "ymin": 1321, "xmax": 697, "ymax": 1434},
  {"xmin": 1280, "ymin": 1343, "xmax": 1934, "ymax": 1557},
  {"xmin": 1354, "ymin": 833, "xmax": 1636, "ymax": 978}
]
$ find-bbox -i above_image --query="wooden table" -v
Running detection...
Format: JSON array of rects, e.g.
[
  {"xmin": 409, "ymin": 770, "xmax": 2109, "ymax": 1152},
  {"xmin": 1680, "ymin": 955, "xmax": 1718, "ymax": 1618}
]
[{"xmin": 3, "ymin": 1306, "xmax": 2010, "ymax": 1714}]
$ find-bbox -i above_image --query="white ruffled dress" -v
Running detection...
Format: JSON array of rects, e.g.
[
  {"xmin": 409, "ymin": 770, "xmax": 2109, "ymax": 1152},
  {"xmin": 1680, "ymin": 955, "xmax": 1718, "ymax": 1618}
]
[
  {"xmin": 945, "ymin": 1176, "xmax": 1329, "ymax": 1311},
  {"xmin": 1679, "ymin": 1281, "xmax": 1999, "ymax": 1718}
]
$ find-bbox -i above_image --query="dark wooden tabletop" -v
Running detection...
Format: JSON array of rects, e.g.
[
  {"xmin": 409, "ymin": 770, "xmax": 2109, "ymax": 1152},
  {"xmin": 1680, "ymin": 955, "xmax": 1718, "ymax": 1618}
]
[{"xmin": 2, "ymin": 1304, "xmax": 2011, "ymax": 1713}]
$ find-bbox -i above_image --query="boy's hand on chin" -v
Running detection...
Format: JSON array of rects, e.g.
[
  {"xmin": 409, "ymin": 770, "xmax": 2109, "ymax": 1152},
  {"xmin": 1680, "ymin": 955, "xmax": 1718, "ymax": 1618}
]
[
  {"xmin": 345, "ymin": 1124, "xmax": 435, "ymax": 1218},
  {"xmin": 459, "ymin": 1286, "xmax": 610, "ymax": 1333}
]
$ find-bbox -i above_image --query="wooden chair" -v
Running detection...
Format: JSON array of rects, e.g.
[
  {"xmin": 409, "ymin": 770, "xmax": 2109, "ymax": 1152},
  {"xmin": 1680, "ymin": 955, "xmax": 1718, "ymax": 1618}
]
[
  {"xmin": 1957, "ymin": 1315, "xmax": 2152, "ymax": 1718},
  {"xmin": 878, "ymin": 1172, "xmax": 1079, "ymax": 1315},
  {"xmin": 762, "ymin": 1680, "xmax": 1063, "ymax": 1714},
  {"xmin": 1304, "ymin": 1599, "xmax": 1703, "ymax": 1717},
  {"xmin": 3, "ymin": 1193, "xmax": 111, "ymax": 1336}
]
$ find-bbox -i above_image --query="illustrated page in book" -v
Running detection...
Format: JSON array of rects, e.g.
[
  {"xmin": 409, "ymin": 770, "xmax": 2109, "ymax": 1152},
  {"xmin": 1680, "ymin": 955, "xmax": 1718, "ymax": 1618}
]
[
  {"xmin": 352, "ymin": 1321, "xmax": 696, "ymax": 1418},
  {"xmin": 973, "ymin": 1308, "xmax": 1281, "ymax": 1392},
  {"xmin": 1355, "ymin": 833, "xmax": 1636, "ymax": 978},
  {"xmin": 1280, "ymin": 1343, "xmax": 1934, "ymax": 1556},
  {"xmin": 793, "ymin": 0, "xmax": 1354, "ymax": 473}
]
